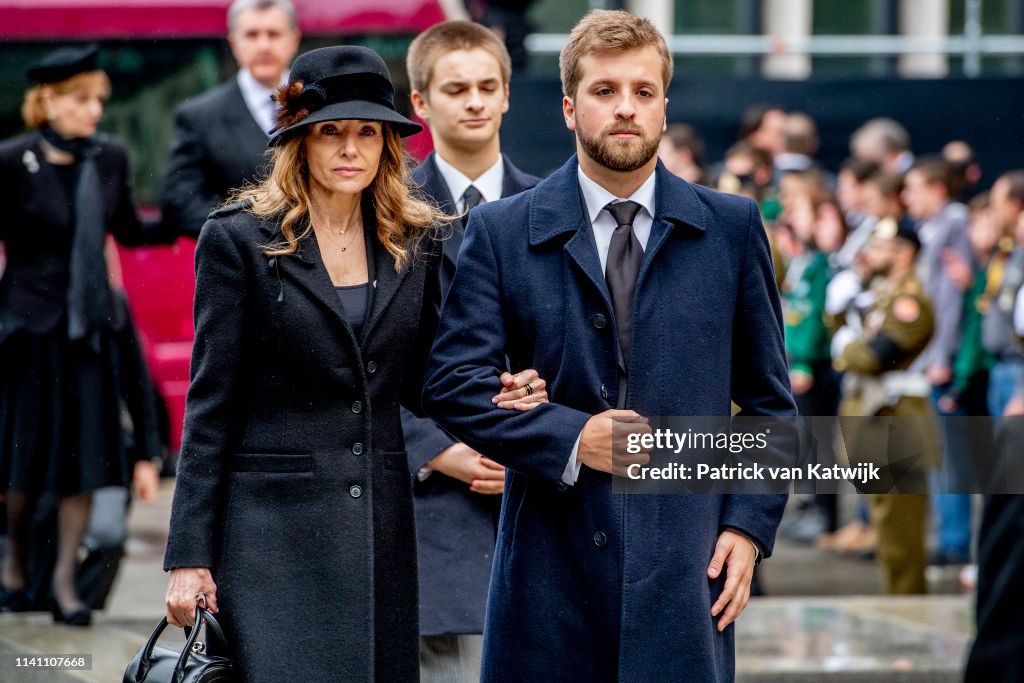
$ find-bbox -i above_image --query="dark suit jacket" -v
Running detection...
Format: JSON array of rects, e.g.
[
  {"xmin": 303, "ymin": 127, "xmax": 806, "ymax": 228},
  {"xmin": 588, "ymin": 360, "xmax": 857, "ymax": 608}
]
[
  {"xmin": 159, "ymin": 79, "xmax": 269, "ymax": 238},
  {"xmin": 0, "ymin": 132, "xmax": 169, "ymax": 344},
  {"xmin": 402, "ymin": 152, "xmax": 540, "ymax": 637},
  {"xmin": 424, "ymin": 157, "xmax": 795, "ymax": 681},
  {"xmin": 164, "ymin": 202, "xmax": 442, "ymax": 681}
]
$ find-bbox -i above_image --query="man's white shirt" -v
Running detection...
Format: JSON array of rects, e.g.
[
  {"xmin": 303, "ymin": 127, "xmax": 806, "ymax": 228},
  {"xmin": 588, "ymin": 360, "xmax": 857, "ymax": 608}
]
[
  {"xmin": 237, "ymin": 68, "xmax": 288, "ymax": 136},
  {"xmin": 434, "ymin": 153, "xmax": 505, "ymax": 211}
]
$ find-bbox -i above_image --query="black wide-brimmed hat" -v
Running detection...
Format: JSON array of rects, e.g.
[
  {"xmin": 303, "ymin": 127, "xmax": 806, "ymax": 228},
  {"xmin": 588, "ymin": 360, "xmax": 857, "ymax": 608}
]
[
  {"xmin": 268, "ymin": 45, "xmax": 421, "ymax": 146},
  {"xmin": 27, "ymin": 44, "xmax": 100, "ymax": 84}
]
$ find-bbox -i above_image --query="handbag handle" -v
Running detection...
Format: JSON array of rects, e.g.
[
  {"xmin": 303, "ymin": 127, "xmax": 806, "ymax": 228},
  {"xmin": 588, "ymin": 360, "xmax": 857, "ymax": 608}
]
[{"xmin": 134, "ymin": 607, "xmax": 231, "ymax": 683}]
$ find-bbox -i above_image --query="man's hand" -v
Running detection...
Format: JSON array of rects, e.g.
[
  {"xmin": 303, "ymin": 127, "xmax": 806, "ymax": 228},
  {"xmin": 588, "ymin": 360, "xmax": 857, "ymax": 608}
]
[
  {"xmin": 428, "ymin": 442, "xmax": 506, "ymax": 494},
  {"xmin": 577, "ymin": 410, "xmax": 651, "ymax": 477},
  {"xmin": 708, "ymin": 529, "xmax": 758, "ymax": 632},
  {"xmin": 492, "ymin": 369, "xmax": 548, "ymax": 410}
]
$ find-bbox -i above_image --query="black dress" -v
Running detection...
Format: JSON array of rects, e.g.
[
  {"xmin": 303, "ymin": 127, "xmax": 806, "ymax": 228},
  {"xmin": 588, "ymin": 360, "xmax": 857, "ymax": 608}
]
[{"xmin": 0, "ymin": 132, "xmax": 167, "ymax": 496}]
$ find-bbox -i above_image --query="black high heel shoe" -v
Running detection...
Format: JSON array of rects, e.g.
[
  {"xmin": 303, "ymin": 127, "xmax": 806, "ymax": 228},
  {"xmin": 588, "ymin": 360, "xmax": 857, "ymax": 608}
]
[
  {"xmin": 0, "ymin": 588, "xmax": 32, "ymax": 613},
  {"xmin": 51, "ymin": 601, "xmax": 91, "ymax": 627}
]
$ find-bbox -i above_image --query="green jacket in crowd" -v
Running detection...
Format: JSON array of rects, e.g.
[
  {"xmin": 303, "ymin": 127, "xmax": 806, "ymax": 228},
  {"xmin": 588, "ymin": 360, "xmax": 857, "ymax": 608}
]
[
  {"xmin": 951, "ymin": 264, "xmax": 995, "ymax": 399},
  {"xmin": 782, "ymin": 250, "xmax": 832, "ymax": 376}
]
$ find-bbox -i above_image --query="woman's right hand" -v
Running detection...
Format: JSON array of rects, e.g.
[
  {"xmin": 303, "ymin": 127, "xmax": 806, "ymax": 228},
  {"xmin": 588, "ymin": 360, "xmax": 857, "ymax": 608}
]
[{"xmin": 166, "ymin": 568, "xmax": 218, "ymax": 627}]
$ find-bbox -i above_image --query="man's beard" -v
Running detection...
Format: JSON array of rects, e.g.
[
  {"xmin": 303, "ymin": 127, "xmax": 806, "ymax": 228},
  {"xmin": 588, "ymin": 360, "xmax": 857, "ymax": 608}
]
[{"xmin": 577, "ymin": 120, "xmax": 660, "ymax": 173}]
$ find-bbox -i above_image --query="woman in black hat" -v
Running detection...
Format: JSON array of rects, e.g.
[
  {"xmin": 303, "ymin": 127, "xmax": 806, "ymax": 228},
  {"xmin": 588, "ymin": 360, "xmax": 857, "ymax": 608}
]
[
  {"xmin": 0, "ymin": 45, "xmax": 168, "ymax": 625},
  {"xmin": 162, "ymin": 45, "xmax": 544, "ymax": 682}
]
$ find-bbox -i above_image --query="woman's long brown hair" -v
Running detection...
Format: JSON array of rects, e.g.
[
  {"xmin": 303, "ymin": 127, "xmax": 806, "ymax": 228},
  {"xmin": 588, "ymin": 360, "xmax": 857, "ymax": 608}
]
[{"xmin": 234, "ymin": 124, "xmax": 446, "ymax": 271}]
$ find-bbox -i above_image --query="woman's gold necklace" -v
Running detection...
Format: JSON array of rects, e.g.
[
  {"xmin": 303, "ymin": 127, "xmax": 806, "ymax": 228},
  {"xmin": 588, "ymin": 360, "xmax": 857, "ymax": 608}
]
[{"xmin": 320, "ymin": 223, "xmax": 360, "ymax": 253}]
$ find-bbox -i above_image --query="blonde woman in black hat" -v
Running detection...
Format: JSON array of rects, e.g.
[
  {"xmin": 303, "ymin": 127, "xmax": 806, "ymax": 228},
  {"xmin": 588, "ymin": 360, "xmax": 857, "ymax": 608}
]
[
  {"xmin": 0, "ymin": 45, "xmax": 169, "ymax": 625},
  {"xmin": 162, "ymin": 45, "xmax": 546, "ymax": 682}
]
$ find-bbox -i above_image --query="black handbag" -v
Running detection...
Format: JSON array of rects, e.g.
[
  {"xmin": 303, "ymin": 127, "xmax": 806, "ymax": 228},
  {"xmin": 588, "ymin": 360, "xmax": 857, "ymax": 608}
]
[{"xmin": 123, "ymin": 606, "xmax": 238, "ymax": 683}]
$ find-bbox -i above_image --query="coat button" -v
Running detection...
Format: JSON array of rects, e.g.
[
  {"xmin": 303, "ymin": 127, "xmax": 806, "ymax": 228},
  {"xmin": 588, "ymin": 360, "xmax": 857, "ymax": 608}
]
[
  {"xmin": 591, "ymin": 313, "xmax": 608, "ymax": 329},
  {"xmin": 600, "ymin": 384, "xmax": 609, "ymax": 400},
  {"xmin": 593, "ymin": 531, "xmax": 607, "ymax": 548},
  {"xmin": 352, "ymin": 442, "xmax": 364, "ymax": 456},
  {"xmin": 351, "ymin": 401, "xmax": 363, "ymax": 414},
  {"xmin": 366, "ymin": 361, "xmax": 378, "ymax": 374},
  {"xmin": 349, "ymin": 485, "xmax": 362, "ymax": 498}
]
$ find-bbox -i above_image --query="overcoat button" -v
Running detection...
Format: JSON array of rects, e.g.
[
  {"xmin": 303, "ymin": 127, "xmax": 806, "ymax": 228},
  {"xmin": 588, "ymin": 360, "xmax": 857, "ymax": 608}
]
[
  {"xmin": 593, "ymin": 531, "xmax": 607, "ymax": 548},
  {"xmin": 352, "ymin": 443, "xmax": 364, "ymax": 456},
  {"xmin": 591, "ymin": 314, "xmax": 608, "ymax": 329},
  {"xmin": 351, "ymin": 401, "xmax": 363, "ymax": 414},
  {"xmin": 600, "ymin": 384, "xmax": 609, "ymax": 400},
  {"xmin": 366, "ymin": 361, "xmax": 378, "ymax": 374},
  {"xmin": 349, "ymin": 485, "xmax": 362, "ymax": 498}
]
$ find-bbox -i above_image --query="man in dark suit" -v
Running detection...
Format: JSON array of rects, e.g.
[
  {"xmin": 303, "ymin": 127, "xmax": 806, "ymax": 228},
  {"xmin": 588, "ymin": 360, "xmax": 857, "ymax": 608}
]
[
  {"xmin": 402, "ymin": 21, "xmax": 541, "ymax": 683},
  {"xmin": 423, "ymin": 10, "xmax": 794, "ymax": 682},
  {"xmin": 159, "ymin": 0, "xmax": 300, "ymax": 237}
]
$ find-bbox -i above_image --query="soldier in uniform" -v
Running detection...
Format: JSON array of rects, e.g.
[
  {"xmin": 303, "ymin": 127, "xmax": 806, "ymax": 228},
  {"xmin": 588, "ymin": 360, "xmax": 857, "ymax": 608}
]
[{"xmin": 830, "ymin": 217, "xmax": 938, "ymax": 594}]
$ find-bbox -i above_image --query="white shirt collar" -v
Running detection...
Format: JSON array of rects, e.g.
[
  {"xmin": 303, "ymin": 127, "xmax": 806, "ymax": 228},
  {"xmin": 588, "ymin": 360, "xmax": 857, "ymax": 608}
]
[
  {"xmin": 237, "ymin": 68, "xmax": 288, "ymax": 136},
  {"xmin": 576, "ymin": 164, "xmax": 657, "ymax": 274},
  {"xmin": 577, "ymin": 164, "xmax": 657, "ymax": 225},
  {"xmin": 433, "ymin": 153, "xmax": 505, "ymax": 211}
]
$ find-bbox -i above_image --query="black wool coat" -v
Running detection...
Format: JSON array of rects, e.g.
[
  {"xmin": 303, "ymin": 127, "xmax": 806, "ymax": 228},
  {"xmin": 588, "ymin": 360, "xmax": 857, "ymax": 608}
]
[
  {"xmin": 164, "ymin": 202, "xmax": 442, "ymax": 683},
  {"xmin": 0, "ymin": 132, "xmax": 170, "ymax": 344},
  {"xmin": 159, "ymin": 79, "xmax": 269, "ymax": 238},
  {"xmin": 402, "ymin": 152, "xmax": 540, "ymax": 636}
]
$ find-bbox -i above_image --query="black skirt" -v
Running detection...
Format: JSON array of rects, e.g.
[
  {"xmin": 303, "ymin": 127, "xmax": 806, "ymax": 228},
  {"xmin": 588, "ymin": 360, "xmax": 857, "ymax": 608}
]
[{"xmin": 0, "ymin": 322, "xmax": 132, "ymax": 496}]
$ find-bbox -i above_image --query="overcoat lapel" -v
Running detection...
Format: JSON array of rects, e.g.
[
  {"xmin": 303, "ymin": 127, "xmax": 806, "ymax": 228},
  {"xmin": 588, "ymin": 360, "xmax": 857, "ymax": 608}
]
[
  {"xmin": 224, "ymin": 81, "xmax": 269, "ymax": 169},
  {"xmin": 637, "ymin": 164, "xmax": 708, "ymax": 290},
  {"xmin": 274, "ymin": 229, "xmax": 354, "ymax": 336},
  {"xmin": 262, "ymin": 203, "xmax": 412, "ymax": 348},
  {"xmin": 417, "ymin": 155, "xmax": 462, "ymax": 267},
  {"xmin": 419, "ymin": 153, "xmax": 457, "ymax": 216},
  {"xmin": 362, "ymin": 233, "xmax": 411, "ymax": 343},
  {"xmin": 528, "ymin": 157, "xmax": 613, "ymax": 316}
]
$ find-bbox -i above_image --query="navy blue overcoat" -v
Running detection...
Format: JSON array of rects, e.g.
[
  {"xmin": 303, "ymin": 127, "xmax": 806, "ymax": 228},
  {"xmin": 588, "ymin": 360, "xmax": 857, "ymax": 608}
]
[
  {"xmin": 402, "ymin": 152, "xmax": 540, "ymax": 636},
  {"xmin": 424, "ymin": 157, "xmax": 795, "ymax": 682}
]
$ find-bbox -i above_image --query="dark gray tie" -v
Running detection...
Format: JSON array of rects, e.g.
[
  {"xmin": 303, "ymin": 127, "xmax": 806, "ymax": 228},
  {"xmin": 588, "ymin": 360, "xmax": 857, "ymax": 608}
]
[
  {"xmin": 605, "ymin": 200, "xmax": 644, "ymax": 366},
  {"xmin": 462, "ymin": 184, "xmax": 484, "ymax": 215}
]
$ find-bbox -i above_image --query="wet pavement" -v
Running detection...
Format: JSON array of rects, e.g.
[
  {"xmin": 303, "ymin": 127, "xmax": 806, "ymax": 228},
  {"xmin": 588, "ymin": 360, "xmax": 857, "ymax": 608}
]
[{"xmin": 0, "ymin": 483, "xmax": 975, "ymax": 682}]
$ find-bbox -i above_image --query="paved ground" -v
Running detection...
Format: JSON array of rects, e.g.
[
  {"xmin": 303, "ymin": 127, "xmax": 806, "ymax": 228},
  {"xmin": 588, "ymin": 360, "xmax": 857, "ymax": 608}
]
[{"xmin": 0, "ymin": 482, "xmax": 975, "ymax": 682}]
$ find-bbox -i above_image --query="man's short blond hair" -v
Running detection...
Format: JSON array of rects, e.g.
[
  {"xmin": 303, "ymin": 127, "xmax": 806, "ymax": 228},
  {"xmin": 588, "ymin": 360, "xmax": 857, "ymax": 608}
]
[
  {"xmin": 559, "ymin": 9, "xmax": 673, "ymax": 99},
  {"xmin": 407, "ymin": 21, "xmax": 512, "ymax": 95}
]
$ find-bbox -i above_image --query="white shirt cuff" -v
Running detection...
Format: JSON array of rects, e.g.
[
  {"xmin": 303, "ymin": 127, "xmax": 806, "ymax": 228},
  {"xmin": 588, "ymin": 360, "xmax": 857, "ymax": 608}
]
[
  {"xmin": 416, "ymin": 465, "xmax": 433, "ymax": 482},
  {"xmin": 562, "ymin": 433, "xmax": 584, "ymax": 485}
]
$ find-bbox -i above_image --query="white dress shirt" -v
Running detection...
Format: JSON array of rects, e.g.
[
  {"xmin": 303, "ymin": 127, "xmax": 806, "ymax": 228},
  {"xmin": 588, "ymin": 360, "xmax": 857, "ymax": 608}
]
[
  {"xmin": 562, "ymin": 166, "xmax": 656, "ymax": 485},
  {"xmin": 434, "ymin": 153, "xmax": 505, "ymax": 211},
  {"xmin": 237, "ymin": 68, "xmax": 287, "ymax": 136}
]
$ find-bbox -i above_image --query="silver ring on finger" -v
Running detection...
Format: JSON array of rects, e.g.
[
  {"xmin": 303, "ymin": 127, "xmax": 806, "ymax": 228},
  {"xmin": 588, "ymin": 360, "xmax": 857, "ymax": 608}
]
[{"xmin": 525, "ymin": 383, "xmax": 534, "ymax": 396}]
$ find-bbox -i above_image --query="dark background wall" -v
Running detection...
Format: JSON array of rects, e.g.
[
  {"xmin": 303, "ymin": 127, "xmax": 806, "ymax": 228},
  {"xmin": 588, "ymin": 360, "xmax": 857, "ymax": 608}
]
[{"xmin": 500, "ymin": 76, "xmax": 1024, "ymax": 187}]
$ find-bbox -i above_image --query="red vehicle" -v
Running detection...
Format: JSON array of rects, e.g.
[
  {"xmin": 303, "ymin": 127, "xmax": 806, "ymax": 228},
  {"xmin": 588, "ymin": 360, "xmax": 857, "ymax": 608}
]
[{"xmin": 2, "ymin": 0, "xmax": 443, "ymax": 450}]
